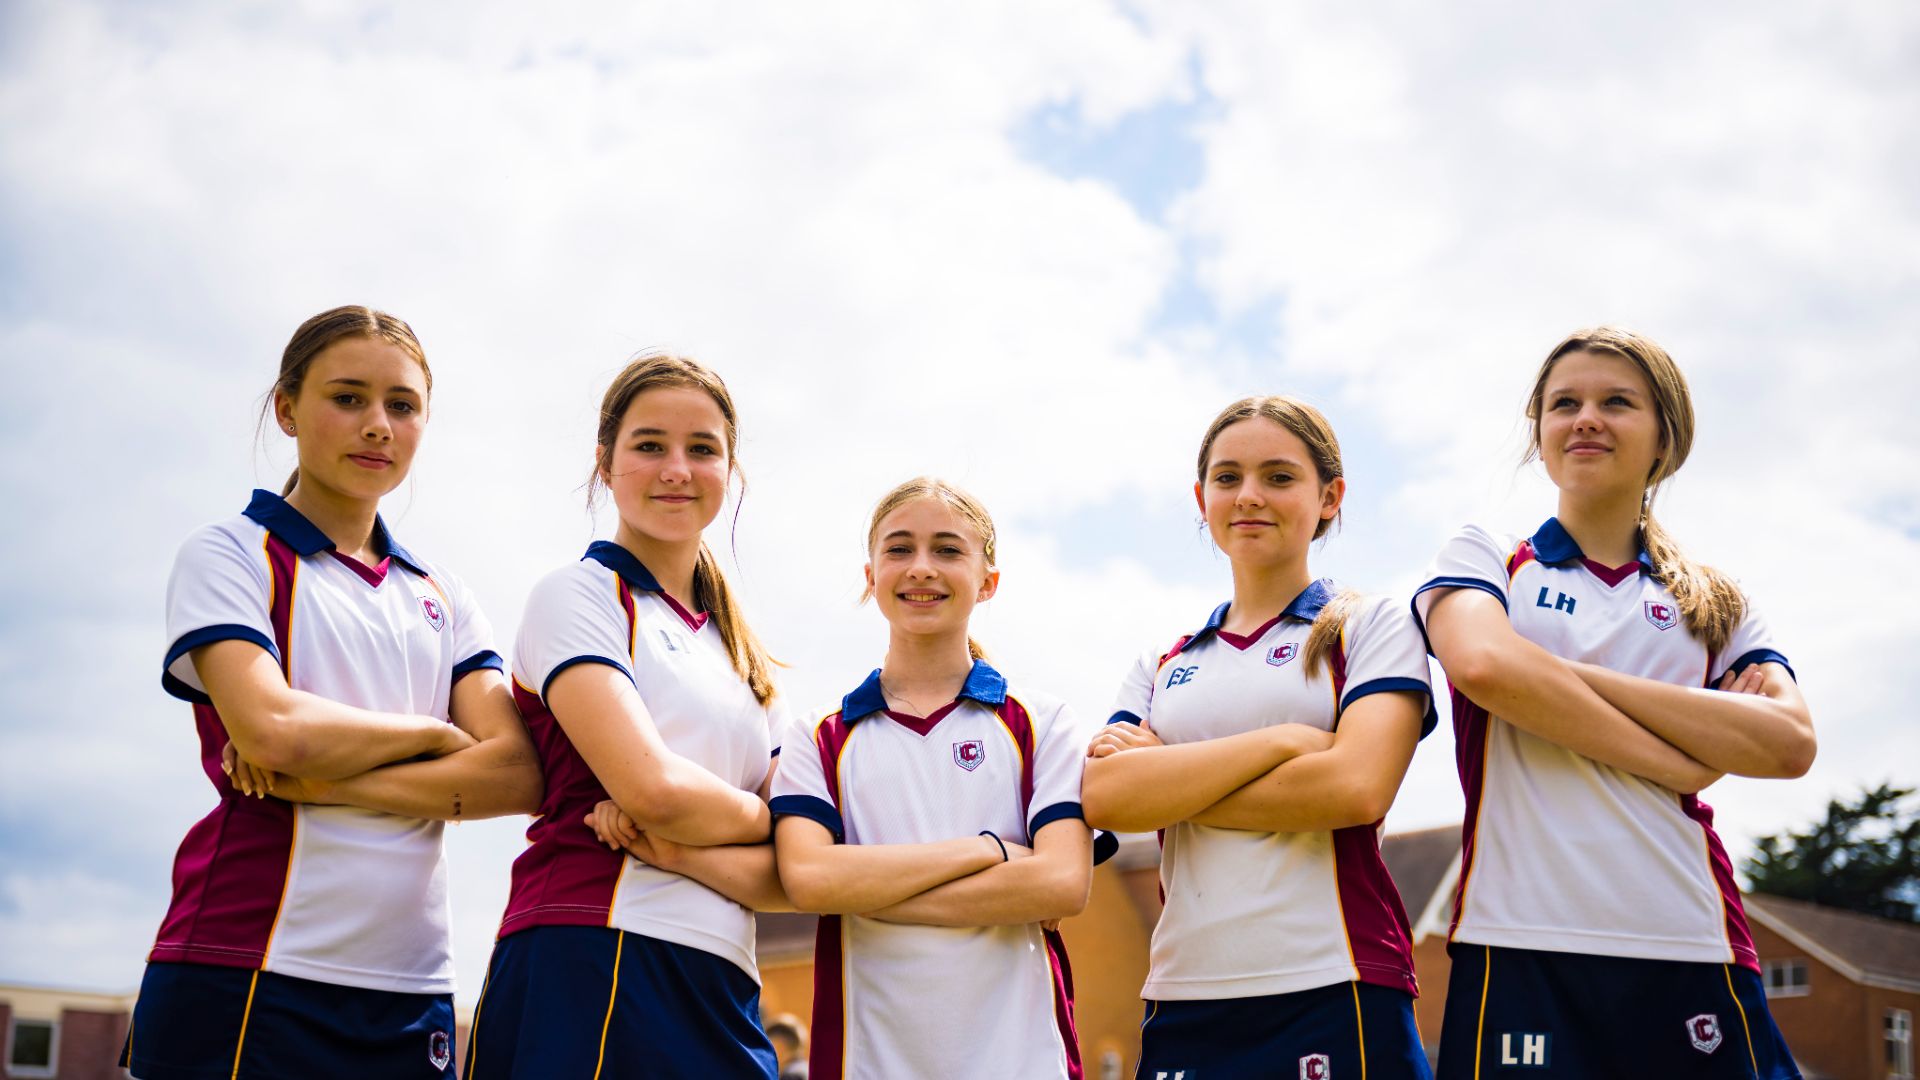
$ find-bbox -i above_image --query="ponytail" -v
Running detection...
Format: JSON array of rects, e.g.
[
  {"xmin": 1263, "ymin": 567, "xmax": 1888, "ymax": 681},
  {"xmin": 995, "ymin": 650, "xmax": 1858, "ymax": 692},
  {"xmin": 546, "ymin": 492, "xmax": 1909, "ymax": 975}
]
[
  {"xmin": 966, "ymin": 636, "xmax": 988, "ymax": 661},
  {"xmin": 281, "ymin": 468, "xmax": 299, "ymax": 496},
  {"xmin": 1640, "ymin": 507, "xmax": 1743, "ymax": 656},
  {"xmin": 692, "ymin": 542, "xmax": 778, "ymax": 705},
  {"xmin": 1301, "ymin": 587, "xmax": 1363, "ymax": 677}
]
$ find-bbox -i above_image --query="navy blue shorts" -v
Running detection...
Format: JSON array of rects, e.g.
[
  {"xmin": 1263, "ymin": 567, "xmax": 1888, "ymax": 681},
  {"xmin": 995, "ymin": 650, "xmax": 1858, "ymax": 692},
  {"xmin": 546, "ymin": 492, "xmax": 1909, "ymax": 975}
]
[
  {"xmin": 1436, "ymin": 944, "xmax": 1801, "ymax": 1079},
  {"xmin": 464, "ymin": 925, "xmax": 777, "ymax": 1080},
  {"xmin": 120, "ymin": 961, "xmax": 455, "ymax": 1080},
  {"xmin": 1138, "ymin": 981, "xmax": 1431, "ymax": 1079}
]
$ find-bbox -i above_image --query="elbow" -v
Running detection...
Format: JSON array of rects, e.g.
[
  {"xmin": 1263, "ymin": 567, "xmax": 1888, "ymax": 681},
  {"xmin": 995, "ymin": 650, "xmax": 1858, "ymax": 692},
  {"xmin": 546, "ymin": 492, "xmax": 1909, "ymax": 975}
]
[
  {"xmin": 613, "ymin": 775, "xmax": 699, "ymax": 833},
  {"xmin": 1048, "ymin": 868, "xmax": 1092, "ymax": 921},
  {"xmin": 1080, "ymin": 766, "xmax": 1144, "ymax": 833},
  {"xmin": 1439, "ymin": 646, "xmax": 1506, "ymax": 708},
  {"xmin": 776, "ymin": 861, "xmax": 839, "ymax": 915},
  {"xmin": 1323, "ymin": 778, "xmax": 1394, "ymax": 830},
  {"xmin": 231, "ymin": 714, "xmax": 309, "ymax": 775},
  {"xmin": 1772, "ymin": 725, "xmax": 1817, "ymax": 780},
  {"xmin": 505, "ymin": 763, "xmax": 546, "ymax": 816}
]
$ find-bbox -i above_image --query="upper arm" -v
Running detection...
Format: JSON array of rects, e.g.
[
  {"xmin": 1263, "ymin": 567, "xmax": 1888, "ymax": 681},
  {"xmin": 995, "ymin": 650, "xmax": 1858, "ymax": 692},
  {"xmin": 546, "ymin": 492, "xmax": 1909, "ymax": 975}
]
[
  {"xmin": 544, "ymin": 662, "xmax": 676, "ymax": 806},
  {"xmin": 1108, "ymin": 647, "xmax": 1158, "ymax": 727},
  {"xmin": 191, "ymin": 638, "xmax": 297, "ymax": 753},
  {"xmin": 448, "ymin": 667, "xmax": 528, "ymax": 745},
  {"xmin": 774, "ymin": 812, "xmax": 837, "ymax": 860},
  {"xmin": 1424, "ymin": 587, "xmax": 1525, "ymax": 692},
  {"xmin": 1325, "ymin": 689, "xmax": 1425, "ymax": 813},
  {"xmin": 1411, "ymin": 524, "xmax": 1514, "ymax": 661},
  {"xmin": 164, "ymin": 524, "xmax": 279, "ymax": 704},
  {"xmin": 768, "ymin": 713, "xmax": 842, "ymax": 842}
]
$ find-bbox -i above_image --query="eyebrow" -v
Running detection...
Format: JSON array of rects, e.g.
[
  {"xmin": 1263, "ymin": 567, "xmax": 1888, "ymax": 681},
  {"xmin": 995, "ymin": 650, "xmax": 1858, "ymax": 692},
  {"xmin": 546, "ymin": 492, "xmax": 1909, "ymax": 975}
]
[
  {"xmin": 881, "ymin": 530, "xmax": 970, "ymax": 543},
  {"xmin": 626, "ymin": 427, "xmax": 722, "ymax": 440},
  {"xmin": 1547, "ymin": 385, "xmax": 1643, "ymax": 398},
  {"xmin": 1210, "ymin": 458, "xmax": 1306, "ymax": 471},
  {"xmin": 323, "ymin": 377, "xmax": 420, "ymax": 395}
]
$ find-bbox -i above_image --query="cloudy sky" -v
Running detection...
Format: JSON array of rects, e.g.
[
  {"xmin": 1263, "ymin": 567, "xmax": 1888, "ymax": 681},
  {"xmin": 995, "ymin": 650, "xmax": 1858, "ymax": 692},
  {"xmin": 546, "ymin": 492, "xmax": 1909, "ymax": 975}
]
[{"xmin": 3, "ymin": 1, "xmax": 1914, "ymax": 998}]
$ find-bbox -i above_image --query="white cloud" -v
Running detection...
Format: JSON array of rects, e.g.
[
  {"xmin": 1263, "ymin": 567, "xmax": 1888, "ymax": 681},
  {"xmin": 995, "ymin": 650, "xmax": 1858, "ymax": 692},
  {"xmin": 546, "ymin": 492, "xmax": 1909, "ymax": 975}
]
[{"xmin": 2, "ymin": 0, "xmax": 1913, "ymax": 999}]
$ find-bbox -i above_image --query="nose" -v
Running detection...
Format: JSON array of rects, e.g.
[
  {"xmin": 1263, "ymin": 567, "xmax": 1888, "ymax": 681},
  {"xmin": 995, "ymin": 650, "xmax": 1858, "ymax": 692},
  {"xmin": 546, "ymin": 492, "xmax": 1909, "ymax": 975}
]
[
  {"xmin": 1234, "ymin": 477, "xmax": 1265, "ymax": 508},
  {"xmin": 657, "ymin": 447, "xmax": 691, "ymax": 484},
  {"xmin": 905, "ymin": 549, "xmax": 938, "ymax": 579},
  {"xmin": 362, "ymin": 408, "xmax": 392, "ymax": 442},
  {"xmin": 1572, "ymin": 403, "xmax": 1604, "ymax": 432}
]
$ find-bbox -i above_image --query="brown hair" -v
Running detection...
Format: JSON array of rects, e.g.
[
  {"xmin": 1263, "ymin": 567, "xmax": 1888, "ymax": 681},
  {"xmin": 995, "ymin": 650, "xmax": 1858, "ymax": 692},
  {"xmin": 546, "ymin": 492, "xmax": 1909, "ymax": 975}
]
[
  {"xmin": 262, "ymin": 305, "xmax": 432, "ymax": 495},
  {"xmin": 1196, "ymin": 395, "xmax": 1360, "ymax": 676},
  {"xmin": 1524, "ymin": 326, "xmax": 1744, "ymax": 653},
  {"xmin": 862, "ymin": 477, "xmax": 996, "ymax": 662},
  {"xmin": 590, "ymin": 354, "xmax": 778, "ymax": 704}
]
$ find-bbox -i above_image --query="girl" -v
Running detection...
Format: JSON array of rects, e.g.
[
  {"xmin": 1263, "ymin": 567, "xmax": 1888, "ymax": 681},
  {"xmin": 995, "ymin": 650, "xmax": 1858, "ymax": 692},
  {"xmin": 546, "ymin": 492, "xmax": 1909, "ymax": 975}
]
[
  {"xmin": 770, "ymin": 478, "xmax": 1098, "ymax": 1080},
  {"xmin": 1415, "ymin": 327, "xmax": 1813, "ymax": 1079},
  {"xmin": 465, "ymin": 355, "xmax": 790, "ymax": 1079},
  {"xmin": 122, "ymin": 305, "xmax": 542, "ymax": 1080},
  {"xmin": 1082, "ymin": 396, "xmax": 1437, "ymax": 1078}
]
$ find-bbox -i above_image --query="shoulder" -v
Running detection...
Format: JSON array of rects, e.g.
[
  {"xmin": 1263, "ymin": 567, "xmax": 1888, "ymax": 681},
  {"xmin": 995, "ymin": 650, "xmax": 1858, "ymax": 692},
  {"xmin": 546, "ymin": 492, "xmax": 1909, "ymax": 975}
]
[
  {"xmin": 1004, "ymin": 684, "xmax": 1069, "ymax": 722},
  {"xmin": 1342, "ymin": 591, "xmax": 1425, "ymax": 646},
  {"xmin": 525, "ymin": 559, "xmax": 620, "ymax": 610},
  {"xmin": 171, "ymin": 515, "xmax": 270, "ymax": 574}
]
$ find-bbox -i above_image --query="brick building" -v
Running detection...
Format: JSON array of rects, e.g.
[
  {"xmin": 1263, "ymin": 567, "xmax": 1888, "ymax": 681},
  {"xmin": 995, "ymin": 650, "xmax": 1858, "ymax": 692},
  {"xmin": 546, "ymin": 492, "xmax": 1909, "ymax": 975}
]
[{"xmin": 0, "ymin": 985, "xmax": 133, "ymax": 1080}]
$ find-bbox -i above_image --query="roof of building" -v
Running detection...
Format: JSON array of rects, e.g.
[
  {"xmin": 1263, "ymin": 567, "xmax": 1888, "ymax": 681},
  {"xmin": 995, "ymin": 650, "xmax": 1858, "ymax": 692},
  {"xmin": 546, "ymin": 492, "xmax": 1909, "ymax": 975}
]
[
  {"xmin": 1380, "ymin": 825, "xmax": 1459, "ymax": 921},
  {"xmin": 1744, "ymin": 892, "xmax": 1920, "ymax": 993}
]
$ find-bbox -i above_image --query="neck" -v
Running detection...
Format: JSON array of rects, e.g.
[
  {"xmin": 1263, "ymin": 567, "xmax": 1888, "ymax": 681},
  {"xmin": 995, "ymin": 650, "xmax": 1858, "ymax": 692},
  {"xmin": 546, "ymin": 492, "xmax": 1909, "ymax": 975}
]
[
  {"xmin": 1556, "ymin": 490, "xmax": 1644, "ymax": 566},
  {"xmin": 1225, "ymin": 554, "xmax": 1315, "ymax": 634},
  {"xmin": 612, "ymin": 523, "xmax": 703, "ymax": 609},
  {"xmin": 879, "ymin": 628, "xmax": 976, "ymax": 712},
  {"xmin": 284, "ymin": 476, "xmax": 382, "ymax": 561}
]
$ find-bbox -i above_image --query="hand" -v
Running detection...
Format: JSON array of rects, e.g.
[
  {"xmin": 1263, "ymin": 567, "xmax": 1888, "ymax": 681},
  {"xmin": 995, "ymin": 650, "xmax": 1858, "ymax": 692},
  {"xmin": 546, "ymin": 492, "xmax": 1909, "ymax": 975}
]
[
  {"xmin": 585, "ymin": 800, "xmax": 641, "ymax": 851},
  {"xmin": 1715, "ymin": 666, "xmax": 1767, "ymax": 695},
  {"xmin": 432, "ymin": 722, "xmax": 479, "ymax": 757},
  {"xmin": 221, "ymin": 741, "xmax": 276, "ymax": 799},
  {"xmin": 621, "ymin": 830, "xmax": 687, "ymax": 872},
  {"xmin": 1087, "ymin": 721, "xmax": 1163, "ymax": 759}
]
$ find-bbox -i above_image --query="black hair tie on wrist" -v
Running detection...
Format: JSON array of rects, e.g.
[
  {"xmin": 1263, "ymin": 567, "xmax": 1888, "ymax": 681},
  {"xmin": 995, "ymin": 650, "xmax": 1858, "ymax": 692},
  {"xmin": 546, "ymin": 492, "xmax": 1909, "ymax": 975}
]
[{"xmin": 979, "ymin": 829, "xmax": 1009, "ymax": 863}]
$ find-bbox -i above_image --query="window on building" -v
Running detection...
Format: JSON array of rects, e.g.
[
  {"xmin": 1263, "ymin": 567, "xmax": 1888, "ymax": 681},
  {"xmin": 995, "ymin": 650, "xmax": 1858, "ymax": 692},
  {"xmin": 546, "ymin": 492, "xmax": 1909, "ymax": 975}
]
[
  {"xmin": 1761, "ymin": 958, "xmax": 1810, "ymax": 998},
  {"xmin": 6, "ymin": 1017, "xmax": 58, "ymax": 1079},
  {"xmin": 1889, "ymin": 1008, "xmax": 1914, "ymax": 1080}
]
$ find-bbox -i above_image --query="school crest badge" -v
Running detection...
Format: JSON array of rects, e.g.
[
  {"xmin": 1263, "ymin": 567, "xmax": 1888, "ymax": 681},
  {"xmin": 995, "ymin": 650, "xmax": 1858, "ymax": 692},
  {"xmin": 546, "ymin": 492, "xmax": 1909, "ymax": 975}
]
[
  {"xmin": 1644, "ymin": 601, "xmax": 1679, "ymax": 631},
  {"xmin": 1686, "ymin": 1013, "xmax": 1722, "ymax": 1054},
  {"xmin": 953, "ymin": 739, "xmax": 984, "ymax": 771},
  {"xmin": 428, "ymin": 1029, "xmax": 452, "ymax": 1070},
  {"xmin": 1299, "ymin": 1052, "xmax": 1330, "ymax": 1079},
  {"xmin": 1267, "ymin": 642, "xmax": 1299, "ymax": 667},
  {"xmin": 420, "ymin": 596, "xmax": 446, "ymax": 632}
]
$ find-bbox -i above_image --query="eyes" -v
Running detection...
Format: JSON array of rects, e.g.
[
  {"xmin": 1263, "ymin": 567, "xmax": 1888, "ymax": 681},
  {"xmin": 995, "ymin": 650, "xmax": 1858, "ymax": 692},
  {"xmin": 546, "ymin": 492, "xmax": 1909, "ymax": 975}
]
[
  {"xmin": 1209, "ymin": 470, "xmax": 1296, "ymax": 487},
  {"xmin": 881, "ymin": 543, "xmax": 968, "ymax": 559},
  {"xmin": 329, "ymin": 392, "xmax": 420, "ymax": 415},
  {"xmin": 632, "ymin": 440, "xmax": 722, "ymax": 457},
  {"xmin": 1550, "ymin": 393, "xmax": 1636, "ymax": 411}
]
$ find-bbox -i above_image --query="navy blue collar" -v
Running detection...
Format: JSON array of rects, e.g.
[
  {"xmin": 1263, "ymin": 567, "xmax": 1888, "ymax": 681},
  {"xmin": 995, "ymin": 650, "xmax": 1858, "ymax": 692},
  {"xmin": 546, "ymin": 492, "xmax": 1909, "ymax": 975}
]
[
  {"xmin": 1188, "ymin": 578, "xmax": 1336, "ymax": 646},
  {"xmin": 1528, "ymin": 517, "xmax": 1655, "ymax": 572},
  {"xmin": 243, "ymin": 489, "xmax": 427, "ymax": 577},
  {"xmin": 841, "ymin": 659, "xmax": 1009, "ymax": 724},
  {"xmin": 583, "ymin": 541, "xmax": 664, "ymax": 592}
]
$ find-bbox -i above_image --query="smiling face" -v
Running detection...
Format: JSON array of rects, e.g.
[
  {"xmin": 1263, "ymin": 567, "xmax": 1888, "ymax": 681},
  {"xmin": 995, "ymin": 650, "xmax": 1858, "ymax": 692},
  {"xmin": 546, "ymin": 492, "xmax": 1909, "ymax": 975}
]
[
  {"xmin": 1535, "ymin": 348, "xmax": 1666, "ymax": 504},
  {"xmin": 865, "ymin": 496, "xmax": 999, "ymax": 641},
  {"xmin": 599, "ymin": 384, "xmax": 732, "ymax": 546},
  {"xmin": 1196, "ymin": 416, "xmax": 1343, "ymax": 569},
  {"xmin": 274, "ymin": 335, "xmax": 428, "ymax": 502}
]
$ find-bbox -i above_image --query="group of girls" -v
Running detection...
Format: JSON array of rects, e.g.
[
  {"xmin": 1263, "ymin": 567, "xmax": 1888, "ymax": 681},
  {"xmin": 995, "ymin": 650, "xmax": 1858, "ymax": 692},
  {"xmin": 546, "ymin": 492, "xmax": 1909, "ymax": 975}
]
[{"xmin": 121, "ymin": 305, "xmax": 1816, "ymax": 1080}]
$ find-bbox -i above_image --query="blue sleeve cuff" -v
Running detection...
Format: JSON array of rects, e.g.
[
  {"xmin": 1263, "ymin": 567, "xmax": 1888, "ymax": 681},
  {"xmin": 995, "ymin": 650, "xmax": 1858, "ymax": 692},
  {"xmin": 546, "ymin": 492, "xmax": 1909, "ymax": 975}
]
[
  {"xmin": 1107, "ymin": 710, "xmax": 1145, "ymax": 726},
  {"xmin": 1029, "ymin": 800, "xmax": 1085, "ymax": 837},
  {"xmin": 770, "ymin": 745, "xmax": 782, "ymax": 758},
  {"xmin": 539, "ymin": 655, "xmax": 635, "ymax": 703},
  {"xmin": 1728, "ymin": 648, "xmax": 1795, "ymax": 683},
  {"xmin": 770, "ymin": 794, "xmax": 843, "ymax": 843},
  {"xmin": 1092, "ymin": 829, "xmax": 1120, "ymax": 866},
  {"xmin": 453, "ymin": 650, "xmax": 505, "ymax": 681},
  {"xmin": 1339, "ymin": 676, "xmax": 1438, "ymax": 738},
  {"xmin": 161, "ymin": 624, "xmax": 279, "ymax": 704}
]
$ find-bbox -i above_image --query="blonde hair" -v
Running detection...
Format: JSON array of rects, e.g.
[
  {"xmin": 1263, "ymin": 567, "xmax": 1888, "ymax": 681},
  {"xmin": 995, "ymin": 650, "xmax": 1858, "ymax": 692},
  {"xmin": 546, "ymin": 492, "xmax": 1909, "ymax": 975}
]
[
  {"xmin": 1196, "ymin": 395, "xmax": 1360, "ymax": 676},
  {"xmin": 1524, "ymin": 326, "xmax": 1744, "ymax": 653},
  {"xmin": 862, "ymin": 477, "xmax": 996, "ymax": 661},
  {"xmin": 589, "ymin": 354, "xmax": 778, "ymax": 704}
]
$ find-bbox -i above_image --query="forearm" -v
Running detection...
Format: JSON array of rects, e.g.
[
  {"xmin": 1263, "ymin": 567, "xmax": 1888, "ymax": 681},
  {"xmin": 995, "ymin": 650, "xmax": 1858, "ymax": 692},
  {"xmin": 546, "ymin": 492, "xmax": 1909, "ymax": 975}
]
[
  {"xmin": 1189, "ymin": 749, "xmax": 1380, "ymax": 832},
  {"xmin": 866, "ymin": 854, "xmax": 1087, "ymax": 926},
  {"xmin": 1082, "ymin": 727, "xmax": 1302, "ymax": 832},
  {"xmin": 1572, "ymin": 663, "xmax": 1814, "ymax": 778},
  {"xmin": 620, "ymin": 759, "xmax": 771, "ymax": 846},
  {"xmin": 315, "ymin": 737, "xmax": 543, "ymax": 820},
  {"xmin": 781, "ymin": 835, "xmax": 1001, "ymax": 914},
  {"xmin": 1456, "ymin": 646, "xmax": 1717, "ymax": 792},
  {"xmin": 659, "ymin": 843, "xmax": 792, "ymax": 912},
  {"xmin": 252, "ymin": 691, "xmax": 454, "ymax": 779}
]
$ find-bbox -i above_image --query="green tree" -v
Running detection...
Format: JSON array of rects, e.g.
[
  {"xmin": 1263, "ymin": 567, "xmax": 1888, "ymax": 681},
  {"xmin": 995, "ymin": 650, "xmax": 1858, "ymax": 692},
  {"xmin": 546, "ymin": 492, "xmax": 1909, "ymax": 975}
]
[{"xmin": 1743, "ymin": 783, "xmax": 1920, "ymax": 922}]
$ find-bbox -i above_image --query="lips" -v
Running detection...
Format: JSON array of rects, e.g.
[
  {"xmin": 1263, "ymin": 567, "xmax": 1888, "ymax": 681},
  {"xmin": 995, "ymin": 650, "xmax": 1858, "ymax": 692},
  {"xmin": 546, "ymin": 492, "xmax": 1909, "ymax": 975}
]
[
  {"xmin": 1565, "ymin": 442, "xmax": 1611, "ymax": 456},
  {"xmin": 347, "ymin": 453, "xmax": 392, "ymax": 469},
  {"xmin": 897, "ymin": 592, "xmax": 947, "ymax": 605}
]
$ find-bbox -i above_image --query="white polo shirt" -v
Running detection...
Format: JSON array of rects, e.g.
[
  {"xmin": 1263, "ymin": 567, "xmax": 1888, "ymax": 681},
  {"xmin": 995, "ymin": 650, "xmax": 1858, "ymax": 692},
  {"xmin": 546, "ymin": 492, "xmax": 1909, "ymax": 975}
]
[
  {"xmin": 1112, "ymin": 580, "xmax": 1436, "ymax": 1002},
  {"xmin": 499, "ymin": 541, "xmax": 779, "ymax": 978},
  {"xmin": 153, "ymin": 490, "xmax": 502, "ymax": 994},
  {"xmin": 1412, "ymin": 519, "xmax": 1791, "ymax": 970},
  {"xmin": 770, "ymin": 661, "xmax": 1096, "ymax": 1080}
]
